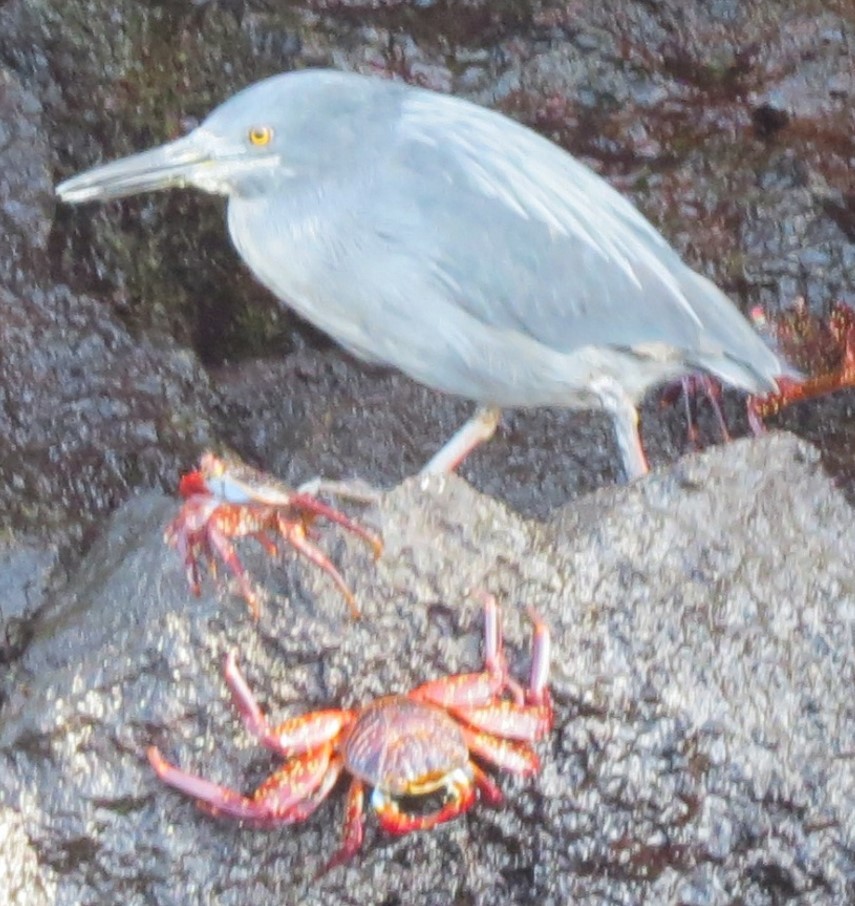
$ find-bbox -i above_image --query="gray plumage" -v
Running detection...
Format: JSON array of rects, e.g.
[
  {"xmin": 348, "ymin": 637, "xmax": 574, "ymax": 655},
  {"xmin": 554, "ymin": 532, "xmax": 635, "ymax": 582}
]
[{"xmin": 57, "ymin": 69, "xmax": 785, "ymax": 477}]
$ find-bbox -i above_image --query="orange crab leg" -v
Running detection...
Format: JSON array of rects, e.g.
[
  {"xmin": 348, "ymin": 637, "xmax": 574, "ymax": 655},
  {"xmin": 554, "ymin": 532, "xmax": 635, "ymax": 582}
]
[
  {"xmin": 410, "ymin": 671, "xmax": 505, "ymax": 709},
  {"xmin": 373, "ymin": 768, "xmax": 477, "ymax": 835},
  {"xmin": 461, "ymin": 727, "xmax": 541, "ymax": 776},
  {"xmin": 413, "ymin": 598, "xmax": 552, "ymax": 713},
  {"xmin": 287, "ymin": 493, "xmax": 383, "ymax": 559},
  {"xmin": 275, "ymin": 515, "xmax": 361, "ymax": 618},
  {"xmin": 470, "ymin": 761, "xmax": 504, "ymax": 806},
  {"xmin": 249, "ymin": 530, "xmax": 279, "ymax": 557},
  {"xmin": 320, "ymin": 778, "xmax": 366, "ymax": 875},
  {"xmin": 412, "ymin": 594, "xmax": 520, "ymax": 707},
  {"xmin": 749, "ymin": 351, "xmax": 855, "ymax": 424},
  {"xmin": 203, "ymin": 519, "xmax": 264, "ymax": 618},
  {"xmin": 451, "ymin": 699, "xmax": 552, "ymax": 742},
  {"xmin": 164, "ymin": 494, "xmax": 220, "ymax": 595},
  {"xmin": 147, "ymin": 742, "xmax": 337, "ymax": 825},
  {"xmin": 748, "ymin": 302, "xmax": 855, "ymax": 431},
  {"xmin": 224, "ymin": 652, "xmax": 353, "ymax": 757}
]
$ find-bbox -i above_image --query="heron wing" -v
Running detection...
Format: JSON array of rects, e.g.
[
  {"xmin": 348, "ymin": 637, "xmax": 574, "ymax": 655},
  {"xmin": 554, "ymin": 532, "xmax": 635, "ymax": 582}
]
[{"xmin": 371, "ymin": 88, "xmax": 780, "ymax": 388}]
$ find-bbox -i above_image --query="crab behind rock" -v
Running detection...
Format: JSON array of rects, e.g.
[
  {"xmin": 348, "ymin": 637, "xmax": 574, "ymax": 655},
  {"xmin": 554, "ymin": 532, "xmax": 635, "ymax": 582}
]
[
  {"xmin": 147, "ymin": 593, "xmax": 553, "ymax": 873},
  {"xmin": 660, "ymin": 300, "xmax": 855, "ymax": 447},
  {"xmin": 747, "ymin": 299, "xmax": 855, "ymax": 430},
  {"xmin": 165, "ymin": 452, "xmax": 383, "ymax": 619}
]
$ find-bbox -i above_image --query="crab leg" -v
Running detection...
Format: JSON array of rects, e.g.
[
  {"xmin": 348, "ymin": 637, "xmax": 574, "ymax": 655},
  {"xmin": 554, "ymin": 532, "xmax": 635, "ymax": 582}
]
[
  {"xmin": 204, "ymin": 518, "xmax": 264, "ymax": 618},
  {"xmin": 165, "ymin": 495, "xmax": 218, "ymax": 595},
  {"xmin": 165, "ymin": 495, "xmax": 263, "ymax": 613},
  {"xmin": 372, "ymin": 767, "xmax": 477, "ymax": 835},
  {"xmin": 451, "ymin": 699, "xmax": 552, "ymax": 741},
  {"xmin": 412, "ymin": 593, "xmax": 522, "ymax": 707},
  {"xmin": 749, "ymin": 351, "xmax": 855, "ymax": 426},
  {"xmin": 320, "ymin": 778, "xmax": 366, "ymax": 876},
  {"xmin": 525, "ymin": 606, "xmax": 551, "ymax": 707},
  {"xmin": 250, "ymin": 530, "xmax": 280, "ymax": 557},
  {"xmin": 413, "ymin": 597, "xmax": 552, "ymax": 712},
  {"xmin": 660, "ymin": 374, "xmax": 731, "ymax": 447},
  {"xmin": 172, "ymin": 533, "xmax": 205, "ymax": 596},
  {"xmin": 461, "ymin": 727, "xmax": 540, "ymax": 775},
  {"xmin": 287, "ymin": 493, "xmax": 383, "ymax": 559},
  {"xmin": 470, "ymin": 761, "xmax": 504, "ymax": 806},
  {"xmin": 224, "ymin": 652, "xmax": 352, "ymax": 757},
  {"xmin": 275, "ymin": 516, "xmax": 361, "ymax": 618},
  {"xmin": 147, "ymin": 742, "xmax": 336, "ymax": 825}
]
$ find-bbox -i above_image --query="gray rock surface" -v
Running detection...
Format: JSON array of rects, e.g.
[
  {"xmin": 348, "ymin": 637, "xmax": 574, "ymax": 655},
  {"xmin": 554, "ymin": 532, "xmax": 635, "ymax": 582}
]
[
  {"xmin": 0, "ymin": 2, "xmax": 854, "ymax": 903},
  {"xmin": 0, "ymin": 63, "xmax": 216, "ymax": 550},
  {"xmin": 1, "ymin": 433, "xmax": 852, "ymax": 904}
]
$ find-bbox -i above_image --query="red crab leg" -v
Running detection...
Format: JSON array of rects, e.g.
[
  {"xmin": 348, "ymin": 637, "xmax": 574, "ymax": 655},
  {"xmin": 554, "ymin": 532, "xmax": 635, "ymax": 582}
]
[
  {"xmin": 373, "ymin": 768, "xmax": 477, "ymax": 835},
  {"xmin": 413, "ymin": 597, "xmax": 552, "ymax": 712},
  {"xmin": 287, "ymin": 493, "xmax": 383, "ymax": 559},
  {"xmin": 170, "ymin": 531, "xmax": 204, "ymax": 596},
  {"xmin": 451, "ymin": 699, "xmax": 552, "ymax": 742},
  {"xmin": 320, "ymin": 778, "xmax": 366, "ymax": 876},
  {"xmin": 525, "ymin": 606, "xmax": 551, "ymax": 707},
  {"xmin": 411, "ymin": 593, "xmax": 522, "ymax": 708},
  {"xmin": 224, "ymin": 652, "xmax": 353, "ymax": 757},
  {"xmin": 275, "ymin": 516, "xmax": 361, "ymax": 618},
  {"xmin": 748, "ymin": 310, "xmax": 855, "ymax": 430},
  {"xmin": 204, "ymin": 520, "xmax": 264, "ymax": 619},
  {"xmin": 749, "ymin": 357, "xmax": 855, "ymax": 425},
  {"xmin": 660, "ymin": 375, "xmax": 732, "ymax": 447},
  {"xmin": 471, "ymin": 761, "xmax": 504, "ymax": 806},
  {"xmin": 683, "ymin": 374, "xmax": 730, "ymax": 444},
  {"xmin": 250, "ymin": 530, "xmax": 280, "ymax": 558},
  {"xmin": 147, "ymin": 742, "xmax": 335, "ymax": 825},
  {"xmin": 460, "ymin": 727, "xmax": 540, "ymax": 775},
  {"xmin": 165, "ymin": 495, "xmax": 219, "ymax": 595}
]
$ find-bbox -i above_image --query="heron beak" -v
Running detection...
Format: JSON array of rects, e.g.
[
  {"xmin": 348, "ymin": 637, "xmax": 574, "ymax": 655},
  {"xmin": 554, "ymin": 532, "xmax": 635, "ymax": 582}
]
[{"xmin": 56, "ymin": 133, "xmax": 217, "ymax": 203}]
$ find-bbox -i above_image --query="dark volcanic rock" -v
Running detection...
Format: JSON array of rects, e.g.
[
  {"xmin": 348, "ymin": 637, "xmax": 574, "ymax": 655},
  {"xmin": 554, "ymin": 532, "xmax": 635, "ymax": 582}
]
[
  {"xmin": 0, "ymin": 64, "xmax": 216, "ymax": 547},
  {"xmin": 1, "ymin": 434, "xmax": 853, "ymax": 904},
  {"xmin": 1, "ymin": 0, "xmax": 853, "ymax": 535},
  {"xmin": 0, "ymin": 281, "xmax": 216, "ymax": 541},
  {"xmin": 0, "ymin": 66, "xmax": 53, "ymax": 291},
  {"xmin": 0, "ymin": 3, "xmax": 854, "ymax": 900},
  {"xmin": 214, "ymin": 351, "xmax": 624, "ymax": 520}
]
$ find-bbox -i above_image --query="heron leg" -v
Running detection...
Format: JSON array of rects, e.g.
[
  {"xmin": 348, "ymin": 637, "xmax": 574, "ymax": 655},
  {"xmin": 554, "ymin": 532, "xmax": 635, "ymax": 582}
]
[
  {"xmin": 421, "ymin": 406, "xmax": 502, "ymax": 474},
  {"xmin": 590, "ymin": 376, "xmax": 649, "ymax": 480}
]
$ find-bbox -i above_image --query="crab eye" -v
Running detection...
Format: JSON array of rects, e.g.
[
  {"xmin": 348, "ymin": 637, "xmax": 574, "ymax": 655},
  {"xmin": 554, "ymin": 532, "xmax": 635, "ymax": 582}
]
[{"xmin": 248, "ymin": 126, "xmax": 273, "ymax": 147}]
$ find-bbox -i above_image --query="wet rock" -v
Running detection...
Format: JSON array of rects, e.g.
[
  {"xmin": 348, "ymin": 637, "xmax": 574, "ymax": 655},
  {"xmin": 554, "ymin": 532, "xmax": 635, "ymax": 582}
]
[
  {"xmin": 0, "ymin": 806, "xmax": 55, "ymax": 905},
  {"xmin": 0, "ymin": 67, "xmax": 53, "ymax": 291},
  {"xmin": 0, "ymin": 64, "xmax": 217, "ymax": 549},
  {"xmin": 1, "ymin": 434, "xmax": 853, "ymax": 903},
  {"xmin": 213, "ymin": 351, "xmax": 623, "ymax": 520},
  {"xmin": 0, "ymin": 282, "xmax": 217, "ymax": 542},
  {"xmin": 0, "ymin": 4, "xmax": 853, "ymax": 897},
  {"xmin": 0, "ymin": 537, "xmax": 57, "ymax": 670}
]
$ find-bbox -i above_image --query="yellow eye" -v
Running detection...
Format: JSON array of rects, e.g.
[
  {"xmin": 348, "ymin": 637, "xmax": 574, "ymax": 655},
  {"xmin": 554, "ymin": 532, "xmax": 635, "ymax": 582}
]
[{"xmin": 248, "ymin": 126, "xmax": 273, "ymax": 146}]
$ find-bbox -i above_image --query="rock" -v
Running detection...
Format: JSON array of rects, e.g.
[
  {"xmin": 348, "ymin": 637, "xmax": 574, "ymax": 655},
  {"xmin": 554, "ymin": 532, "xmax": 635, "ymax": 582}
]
[
  {"xmin": 0, "ymin": 64, "xmax": 217, "ymax": 548},
  {"xmin": 0, "ymin": 3, "xmax": 854, "ymax": 899},
  {"xmin": 1, "ymin": 434, "xmax": 852, "ymax": 903},
  {"xmin": 0, "ymin": 806, "xmax": 55, "ymax": 905}
]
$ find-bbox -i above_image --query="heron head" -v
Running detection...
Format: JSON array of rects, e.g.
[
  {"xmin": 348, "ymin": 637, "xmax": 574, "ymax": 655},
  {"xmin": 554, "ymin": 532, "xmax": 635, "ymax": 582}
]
[{"xmin": 56, "ymin": 70, "xmax": 383, "ymax": 204}]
